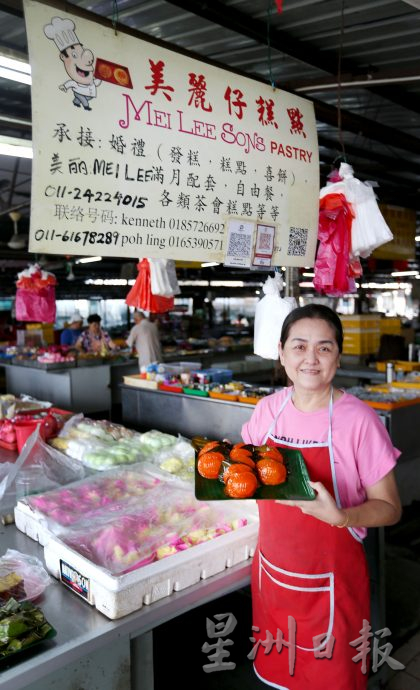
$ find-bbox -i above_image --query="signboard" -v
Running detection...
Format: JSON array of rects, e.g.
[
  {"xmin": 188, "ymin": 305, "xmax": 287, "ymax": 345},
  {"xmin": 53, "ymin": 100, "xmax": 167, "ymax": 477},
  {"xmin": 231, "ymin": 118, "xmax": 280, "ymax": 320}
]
[
  {"xmin": 373, "ymin": 205, "xmax": 416, "ymax": 260},
  {"xmin": 24, "ymin": 0, "xmax": 319, "ymax": 265}
]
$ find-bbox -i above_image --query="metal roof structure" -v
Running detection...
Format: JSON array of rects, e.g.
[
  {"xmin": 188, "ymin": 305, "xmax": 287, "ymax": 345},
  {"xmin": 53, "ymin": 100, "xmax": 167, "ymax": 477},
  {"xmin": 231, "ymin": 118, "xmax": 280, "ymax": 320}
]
[{"xmin": 0, "ymin": 0, "xmax": 419, "ymax": 292}]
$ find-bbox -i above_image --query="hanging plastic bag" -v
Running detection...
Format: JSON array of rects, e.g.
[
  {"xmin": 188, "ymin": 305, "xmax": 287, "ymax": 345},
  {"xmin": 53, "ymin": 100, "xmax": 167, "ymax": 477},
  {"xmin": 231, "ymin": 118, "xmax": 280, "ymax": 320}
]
[
  {"xmin": 320, "ymin": 163, "xmax": 393, "ymax": 258},
  {"xmin": 314, "ymin": 192, "xmax": 356, "ymax": 296},
  {"xmin": 15, "ymin": 264, "xmax": 57, "ymax": 323},
  {"xmin": 149, "ymin": 258, "xmax": 174, "ymax": 296},
  {"xmin": 254, "ymin": 273, "xmax": 297, "ymax": 360},
  {"xmin": 125, "ymin": 259, "xmax": 174, "ymax": 313}
]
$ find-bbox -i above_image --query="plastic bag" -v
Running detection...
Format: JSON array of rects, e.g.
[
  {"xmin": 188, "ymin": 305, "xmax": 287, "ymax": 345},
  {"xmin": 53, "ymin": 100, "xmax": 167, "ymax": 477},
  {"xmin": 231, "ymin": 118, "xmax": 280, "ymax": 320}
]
[
  {"xmin": 314, "ymin": 192, "xmax": 356, "ymax": 296},
  {"xmin": 0, "ymin": 549, "xmax": 52, "ymax": 603},
  {"xmin": 151, "ymin": 440, "xmax": 195, "ymax": 482},
  {"xmin": 24, "ymin": 467, "xmax": 163, "ymax": 528},
  {"xmin": 15, "ymin": 286, "xmax": 56, "ymax": 323},
  {"xmin": 0, "ymin": 426, "xmax": 87, "ymax": 510},
  {"xmin": 125, "ymin": 259, "xmax": 174, "ymax": 313},
  {"xmin": 50, "ymin": 415, "xmax": 147, "ymax": 470},
  {"xmin": 320, "ymin": 163, "xmax": 393, "ymax": 258},
  {"xmin": 254, "ymin": 274, "xmax": 297, "ymax": 359},
  {"xmin": 59, "ymin": 485, "xmax": 247, "ymax": 575}
]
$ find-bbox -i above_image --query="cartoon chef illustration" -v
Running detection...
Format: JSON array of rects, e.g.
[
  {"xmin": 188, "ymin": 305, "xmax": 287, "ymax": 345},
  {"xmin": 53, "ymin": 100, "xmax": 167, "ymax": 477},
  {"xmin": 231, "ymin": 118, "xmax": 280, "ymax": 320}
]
[{"xmin": 44, "ymin": 17, "xmax": 101, "ymax": 111}]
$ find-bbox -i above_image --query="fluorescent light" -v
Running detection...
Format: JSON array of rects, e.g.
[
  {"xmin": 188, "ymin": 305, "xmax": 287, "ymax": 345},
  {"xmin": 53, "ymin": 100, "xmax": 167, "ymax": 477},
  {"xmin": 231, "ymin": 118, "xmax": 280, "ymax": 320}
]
[
  {"xmin": 415, "ymin": 235, "xmax": 420, "ymax": 242},
  {"xmin": 76, "ymin": 256, "xmax": 102, "ymax": 264},
  {"xmin": 302, "ymin": 272, "xmax": 315, "ymax": 277},
  {"xmin": 361, "ymin": 282, "xmax": 411, "ymax": 289},
  {"xmin": 210, "ymin": 280, "xmax": 244, "ymax": 287},
  {"xmin": 85, "ymin": 278, "xmax": 128, "ymax": 286},
  {"xmin": 201, "ymin": 262, "xmax": 220, "ymax": 268},
  {"xmin": 0, "ymin": 56, "xmax": 31, "ymax": 74},
  {"xmin": 299, "ymin": 281, "xmax": 315, "ymax": 288},
  {"xmin": 390, "ymin": 270, "xmax": 418, "ymax": 277},
  {"xmin": 0, "ymin": 66, "xmax": 31, "ymax": 85},
  {"xmin": 0, "ymin": 136, "xmax": 33, "ymax": 159},
  {"xmin": 178, "ymin": 280, "xmax": 209, "ymax": 287}
]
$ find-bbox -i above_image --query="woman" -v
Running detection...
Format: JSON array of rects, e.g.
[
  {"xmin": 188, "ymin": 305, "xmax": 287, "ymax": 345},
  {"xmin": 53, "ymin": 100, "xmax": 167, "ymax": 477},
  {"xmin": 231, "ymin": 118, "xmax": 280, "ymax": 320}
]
[
  {"xmin": 75, "ymin": 314, "xmax": 118, "ymax": 354},
  {"xmin": 242, "ymin": 304, "xmax": 401, "ymax": 690}
]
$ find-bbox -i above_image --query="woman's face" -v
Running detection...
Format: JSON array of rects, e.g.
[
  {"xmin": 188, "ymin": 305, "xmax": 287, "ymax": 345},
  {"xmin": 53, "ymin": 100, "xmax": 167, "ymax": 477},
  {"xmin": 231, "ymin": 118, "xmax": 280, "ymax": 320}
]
[
  {"xmin": 89, "ymin": 321, "xmax": 101, "ymax": 335},
  {"xmin": 279, "ymin": 318, "xmax": 340, "ymax": 393}
]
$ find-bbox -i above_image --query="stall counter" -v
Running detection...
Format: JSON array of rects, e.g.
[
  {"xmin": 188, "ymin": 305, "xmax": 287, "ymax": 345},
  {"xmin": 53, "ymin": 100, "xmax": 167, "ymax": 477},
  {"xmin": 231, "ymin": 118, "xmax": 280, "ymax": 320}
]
[{"xmin": 0, "ymin": 523, "xmax": 251, "ymax": 690}]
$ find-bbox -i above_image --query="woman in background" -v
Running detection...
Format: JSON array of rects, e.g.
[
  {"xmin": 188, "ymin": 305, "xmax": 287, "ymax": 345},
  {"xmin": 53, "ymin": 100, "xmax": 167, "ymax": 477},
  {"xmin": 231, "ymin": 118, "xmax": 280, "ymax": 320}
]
[{"xmin": 75, "ymin": 314, "xmax": 117, "ymax": 354}]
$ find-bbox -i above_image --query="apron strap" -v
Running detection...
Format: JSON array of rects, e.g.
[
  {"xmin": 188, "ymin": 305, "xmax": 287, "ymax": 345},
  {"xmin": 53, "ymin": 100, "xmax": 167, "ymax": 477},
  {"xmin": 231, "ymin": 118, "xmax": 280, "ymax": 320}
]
[{"xmin": 262, "ymin": 389, "xmax": 293, "ymax": 444}]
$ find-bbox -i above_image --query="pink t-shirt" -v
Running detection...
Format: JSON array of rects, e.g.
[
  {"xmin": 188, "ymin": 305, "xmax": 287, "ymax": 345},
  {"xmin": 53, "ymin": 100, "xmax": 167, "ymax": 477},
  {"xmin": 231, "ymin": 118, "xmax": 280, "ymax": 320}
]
[{"xmin": 242, "ymin": 387, "xmax": 400, "ymax": 538}]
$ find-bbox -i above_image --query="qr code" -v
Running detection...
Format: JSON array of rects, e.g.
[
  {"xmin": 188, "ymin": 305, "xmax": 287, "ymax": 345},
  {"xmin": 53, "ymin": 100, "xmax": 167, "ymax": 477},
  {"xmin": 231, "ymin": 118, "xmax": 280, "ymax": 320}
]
[
  {"xmin": 287, "ymin": 227, "xmax": 308, "ymax": 256},
  {"xmin": 259, "ymin": 232, "xmax": 272, "ymax": 250},
  {"xmin": 227, "ymin": 232, "xmax": 252, "ymax": 257}
]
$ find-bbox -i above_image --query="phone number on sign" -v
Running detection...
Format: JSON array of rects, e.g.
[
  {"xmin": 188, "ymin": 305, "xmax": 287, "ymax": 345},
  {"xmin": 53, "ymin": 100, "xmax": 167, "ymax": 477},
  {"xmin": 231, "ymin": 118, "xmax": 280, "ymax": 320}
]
[{"xmin": 32, "ymin": 228, "xmax": 224, "ymax": 251}]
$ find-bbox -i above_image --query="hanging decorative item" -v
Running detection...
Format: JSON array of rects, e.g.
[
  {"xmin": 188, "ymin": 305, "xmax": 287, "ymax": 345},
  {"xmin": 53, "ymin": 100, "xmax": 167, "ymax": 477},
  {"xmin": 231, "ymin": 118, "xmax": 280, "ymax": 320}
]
[
  {"xmin": 254, "ymin": 273, "xmax": 297, "ymax": 359},
  {"xmin": 15, "ymin": 264, "xmax": 57, "ymax": 323},
  {"xmin": 314, "ymin": 163, "xmax": 393, "ymax": 296},
  {"xmin": 125, "ymin": 259, "xmax": 176, "ymax": 313}
]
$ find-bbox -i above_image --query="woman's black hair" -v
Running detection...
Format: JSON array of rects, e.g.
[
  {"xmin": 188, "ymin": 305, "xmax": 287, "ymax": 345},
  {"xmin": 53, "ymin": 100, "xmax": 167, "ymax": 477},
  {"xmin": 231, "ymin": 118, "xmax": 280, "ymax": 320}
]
[
  {"xmin": 280, "ymin": 304, "xmax": 343, "ymax": 353},
  {"xmin": 87, "ymin": 314, "xmax": 101, "ymax": 324}
]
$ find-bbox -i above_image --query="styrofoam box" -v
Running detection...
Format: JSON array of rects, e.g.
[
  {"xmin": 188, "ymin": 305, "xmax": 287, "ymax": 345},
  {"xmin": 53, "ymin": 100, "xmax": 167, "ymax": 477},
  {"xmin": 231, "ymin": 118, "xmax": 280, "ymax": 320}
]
[
  {"xmin": 15, "ymin": 497, "xmax": 259, "ymax": 620},
  {"xmin": 43, "ymin": 513, "xmax": 258, "ymax": 619}
]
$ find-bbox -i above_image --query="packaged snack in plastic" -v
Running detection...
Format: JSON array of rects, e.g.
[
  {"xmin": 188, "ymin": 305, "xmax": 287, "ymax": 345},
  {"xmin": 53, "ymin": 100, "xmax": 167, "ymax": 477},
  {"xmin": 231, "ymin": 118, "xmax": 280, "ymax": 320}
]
[
  {"xmin": 60, "ymin": 485, "xmax": 248, "ymax": 575},
  {"xmin": 49, "ymin": 415, "xmax": 147, "ymax": 469},
  {"xmin": 0, "ymin": 549, "xmax": 52, "ymax": 603},
  {"xmin": 23, "ymin": 467, "xmax": 162, "ymax": 528}
]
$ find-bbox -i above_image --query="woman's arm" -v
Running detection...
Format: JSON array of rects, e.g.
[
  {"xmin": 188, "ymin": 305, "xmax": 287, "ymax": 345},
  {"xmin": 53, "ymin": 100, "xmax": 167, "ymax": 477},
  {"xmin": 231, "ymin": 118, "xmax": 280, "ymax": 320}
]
[{"xmin": 277, "ymin": 470, "xmax": 402, "ymax": 528}]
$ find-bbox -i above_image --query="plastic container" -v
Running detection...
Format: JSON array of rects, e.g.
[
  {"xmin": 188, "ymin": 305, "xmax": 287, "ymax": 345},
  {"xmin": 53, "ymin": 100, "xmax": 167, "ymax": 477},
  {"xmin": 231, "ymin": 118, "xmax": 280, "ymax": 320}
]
[{"xmin": 14, "ymin": 418, "xmax": 46, "ymax": 453}]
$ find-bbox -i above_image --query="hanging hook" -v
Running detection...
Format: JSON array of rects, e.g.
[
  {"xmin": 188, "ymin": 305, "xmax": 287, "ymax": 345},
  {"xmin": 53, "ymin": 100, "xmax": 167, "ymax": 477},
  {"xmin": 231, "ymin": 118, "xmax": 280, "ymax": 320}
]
[
  {"xmin": 266, "ymin": 0, "xmax": 276, "ymax": 91},
  {"xmin": 112, "ymin": 0, "xmax": 119, "ymax": 36}
]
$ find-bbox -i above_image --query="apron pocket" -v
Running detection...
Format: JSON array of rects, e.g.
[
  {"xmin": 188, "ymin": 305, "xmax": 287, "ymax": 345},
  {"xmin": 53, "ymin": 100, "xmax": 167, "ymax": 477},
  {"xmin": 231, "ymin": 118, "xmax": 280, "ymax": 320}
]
[{"xmin": 258, "ymin": 550, "xmax": 334, "ymax": 652}]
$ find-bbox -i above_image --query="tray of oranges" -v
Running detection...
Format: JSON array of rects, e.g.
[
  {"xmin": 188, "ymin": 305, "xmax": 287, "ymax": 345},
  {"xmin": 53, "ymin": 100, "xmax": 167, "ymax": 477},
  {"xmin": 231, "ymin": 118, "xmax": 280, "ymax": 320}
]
[{"xmin": 192, "ymin": 437, "xmax": 316, "ymax": 501}]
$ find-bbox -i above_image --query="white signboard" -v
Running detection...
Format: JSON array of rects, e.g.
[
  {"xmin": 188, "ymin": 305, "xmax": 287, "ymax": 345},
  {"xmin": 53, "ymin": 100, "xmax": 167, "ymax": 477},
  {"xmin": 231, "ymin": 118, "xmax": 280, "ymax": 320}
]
[{"xmin": 24, "ymin": 0, "xmax": 319, "ymax": 265}]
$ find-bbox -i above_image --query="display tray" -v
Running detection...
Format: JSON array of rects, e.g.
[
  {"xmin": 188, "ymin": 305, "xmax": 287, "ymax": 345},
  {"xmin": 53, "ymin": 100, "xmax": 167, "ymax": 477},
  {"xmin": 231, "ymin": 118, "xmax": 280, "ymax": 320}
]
[
  {"xmin": 122, "ymin": 375, "xmax": 158, "ymax": 389},
  {"xmin": 182, "ymin": 387, "xmax": 209, "ymax": 397},
  {"xmin": 237, "ymin": 395, "xmax": 262, "ymax": 405},
  {"xmin": 158, "ymin": 383, "xmax": 184, "ymax": 394},
  {"xmin": 208, "ymin": 391, "xmax": 239, "ymax": 402},
  {"xmin": 195, "ymin": 447, "xmax": 316, "ymax": 501},
  {"xmin": 364, "ymin": 399, "xmax": 420, "ymax": 410}
]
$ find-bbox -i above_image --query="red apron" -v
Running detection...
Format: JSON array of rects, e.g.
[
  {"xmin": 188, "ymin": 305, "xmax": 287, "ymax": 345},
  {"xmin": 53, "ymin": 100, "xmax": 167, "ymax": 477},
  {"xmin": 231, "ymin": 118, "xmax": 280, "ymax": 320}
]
[{"xmin": 251, "ymin": 390, "xmax": 370, "ymax": 690}]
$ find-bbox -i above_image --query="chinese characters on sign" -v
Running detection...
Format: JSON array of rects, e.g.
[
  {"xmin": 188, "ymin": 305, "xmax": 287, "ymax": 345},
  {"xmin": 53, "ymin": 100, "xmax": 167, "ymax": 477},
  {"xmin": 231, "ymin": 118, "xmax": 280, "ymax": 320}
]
[
  {"xmin": 201, "ymin": 614, "xmax": 405, "ymax": 677},
  {"xmin": 25, "ymin": 0, "xmax": 319, "ymax": 264}
]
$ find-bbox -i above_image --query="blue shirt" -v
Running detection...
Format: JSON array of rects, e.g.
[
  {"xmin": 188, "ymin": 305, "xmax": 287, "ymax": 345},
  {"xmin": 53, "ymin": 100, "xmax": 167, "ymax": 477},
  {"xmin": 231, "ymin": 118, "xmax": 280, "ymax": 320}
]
[{"xmin": 60, "ymin": 328, "xmax": 83, "ymax": 346}]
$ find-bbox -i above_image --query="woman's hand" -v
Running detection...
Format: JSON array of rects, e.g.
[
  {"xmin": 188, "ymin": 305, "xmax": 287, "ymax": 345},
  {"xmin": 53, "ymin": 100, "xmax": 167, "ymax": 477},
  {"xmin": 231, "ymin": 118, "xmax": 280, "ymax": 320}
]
[{"xmin": 276, "ymin": 481, "xmax": 345, "ymax": 526}]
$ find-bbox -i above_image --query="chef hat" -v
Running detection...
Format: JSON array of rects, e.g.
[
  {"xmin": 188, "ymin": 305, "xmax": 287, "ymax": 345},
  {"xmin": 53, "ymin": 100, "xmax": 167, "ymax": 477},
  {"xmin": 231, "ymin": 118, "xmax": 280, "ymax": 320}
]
[{"xmin": 44, "ymin": 16, "xmax": 80, "ymax": 52}]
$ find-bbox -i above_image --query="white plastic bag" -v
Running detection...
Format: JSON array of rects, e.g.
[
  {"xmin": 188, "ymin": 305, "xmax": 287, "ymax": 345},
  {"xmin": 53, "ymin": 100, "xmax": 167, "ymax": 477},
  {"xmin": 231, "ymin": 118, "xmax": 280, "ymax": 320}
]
[
  {"xmin": 253, "ymin": 274, "xmax": 297, "ymax": 360},
  {"xmin": 149, "ymin": 258, "xmax": 180, "ymax": 297},
  {"xmin": 320, "ymin": 163, "xmax": 393, "ymax": 258}
]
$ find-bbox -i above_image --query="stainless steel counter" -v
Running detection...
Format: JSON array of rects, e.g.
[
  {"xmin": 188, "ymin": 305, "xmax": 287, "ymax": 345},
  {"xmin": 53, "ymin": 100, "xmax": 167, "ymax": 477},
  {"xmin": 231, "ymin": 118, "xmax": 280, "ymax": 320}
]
[
  {"xmin": 3, "ymin": 361, "xmax": 139, "ymax": 414},
  {"xmin": 0, "ymin": 524, "xmax": 251, "ymax": 690},
  {"xmin": 121, "ymin": 385, "xmax": 257, "ymax": 443}
]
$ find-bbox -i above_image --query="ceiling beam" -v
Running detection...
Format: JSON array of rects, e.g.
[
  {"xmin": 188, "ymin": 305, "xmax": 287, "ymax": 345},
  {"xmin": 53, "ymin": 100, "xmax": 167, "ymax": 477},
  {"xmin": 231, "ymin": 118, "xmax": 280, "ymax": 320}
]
[
  {"xmin": 312, "ymin": 97, "xmax": 420, "ymax": 155},
  {"xmin": 317, "ymin": 134, "xmax": 420, "ymax": 178},
  {"xmin": 166, "ymin": 0, "xmax": 420, "ymax": 119}
]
